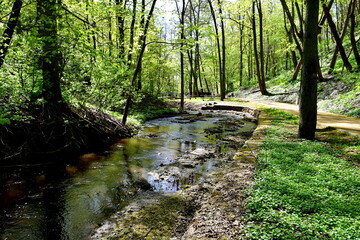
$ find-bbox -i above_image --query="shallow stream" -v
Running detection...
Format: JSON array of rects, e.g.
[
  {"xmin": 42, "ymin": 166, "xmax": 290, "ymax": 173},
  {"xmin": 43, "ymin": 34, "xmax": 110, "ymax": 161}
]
[{"xmin": 0, "ymin": 112, "xmax": 256, "ymax": 240}]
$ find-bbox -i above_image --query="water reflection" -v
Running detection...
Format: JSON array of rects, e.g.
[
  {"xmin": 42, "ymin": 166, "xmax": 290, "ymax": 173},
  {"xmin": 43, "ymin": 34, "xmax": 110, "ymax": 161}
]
[{"xmin": 0, "ymin": 114, "xmax": 256, "ymax": 240}]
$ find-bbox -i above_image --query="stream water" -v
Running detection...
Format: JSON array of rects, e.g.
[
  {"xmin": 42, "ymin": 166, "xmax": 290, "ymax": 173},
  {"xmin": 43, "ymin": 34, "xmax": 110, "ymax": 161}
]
[{"xmin": 0, "ymin": 112, "xmax": 256, "ymax": 240}]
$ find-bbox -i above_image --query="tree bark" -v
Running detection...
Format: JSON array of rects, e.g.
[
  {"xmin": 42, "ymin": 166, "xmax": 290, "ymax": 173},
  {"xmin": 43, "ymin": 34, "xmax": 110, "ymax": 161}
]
[
  {"xmin": 136, "ymin": 0, "xmax": 146, "ymax": 90},
  {"xmin": 218, "ymin": 0, "xmax": 226, "ymax": 100},
  {"xmin": 115, "ymin": 0, "xmax": 126, "ymax": 60},
  {"xmin": 252, "ymin": 1, "xmax": 264, "ymax": 95},
  {"xmin": 279, "ymin": 0, "xmax": 302, "ymax": 40},
  {"xmin": 127, "ymin": 0, "xmax": 138, "ymax": 65},
  {"xmin": 0, "ymin": 0, "xmax": 23, "ymax": 68},
  {"xmin": 208, "ymin": 0, "xmax": 223, "ymax": 99},
  {"xmin": 239, "ymin": 23, "xmax": 244, "ymax": 87},
  {"xmin": 349, "ymin": 0, "xmax": 360, "ymax": 67},
  {"xmin": 298, "ymin": 0, "xmax": 320, "ymax": 140},
  {"xmin": 326, "ymin": 1, "xmax": 353, "ymax": 73},
  {"xmin": 175, "ymin": 0, "xmax": 186, "ymax": 110},
  {"xmin": 256, "ymin": 0, "xmax": 268, "ymax": 95},
  {"xmin": 122, "ymin": 0, "xmax": 157, "ymax": 125},
  {"xmin": 37, "ymin": 0, "xmax": 65, "ymax": 119}
]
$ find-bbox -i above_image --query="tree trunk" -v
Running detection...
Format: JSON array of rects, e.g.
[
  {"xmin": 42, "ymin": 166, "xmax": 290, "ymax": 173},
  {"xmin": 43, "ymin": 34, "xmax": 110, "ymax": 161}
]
[
  {"xmin": 298, "ymin": 0, "xmax": 320, "ymax": 140},
  {"xmin": 176, "ymin": 0, "xmax": 186, "ymax": 110},
  {"xmin": 292, "ymin": 57, "xmax": 303, "ymax": 80},
  {"xmin": 199, "ymin": 55, "xmax": 211, "ymax": 93},
  {"xmin": 136, "ymin": 0, "xmax": 146, "ymax": 90},
  {"xmin": 252, "ymin": 1, "xmax": 262, "ymax": 94},
  {"xmin": 127, "ymin": 0, "xmax": 138, "ymax": 64},
  {"xmin": 239, "ymin": 23, "xmax": 244, "ymax": 87},
  {"xmin": 0, "ymin": 0, "xmax": 23, "ymax": 68},
  {"xmin": 294, "ymin": 1, "xmax": 304, "ymax": 39},
  {"xmin": 326, "ymin": 1, "xmax": 353, "ymax": 73},
  {"xmin": 218, "ymin": 0, "xmax": 226, "ymax": 100},
  {"xmin": 187, "ymin": 50, "xmax": 196, "ymax": 96},
  {"xmin": 37, "ymin": 0, "xmax": 65, "ymax": 119},
  {"xmin": 115, "ymin": 0, "xmax": 126, "ymax": 60},
  {"xmin": 208, "ymin": 0, "xmax": 223, "ymax": 100},
  {"xmin": 280, "ymin": 0, "xmax": 302, "ymax": 40},
  {"xmin": 349, "ymin": 0, "xmax": 360, "ymax": 67},
  {"xmin": 122, "ymin": 0, "xmax": 157, "ymax": 124},
  {"xmin": 256, "ymin": 0, "xmax": 268, "ymax": 95}
]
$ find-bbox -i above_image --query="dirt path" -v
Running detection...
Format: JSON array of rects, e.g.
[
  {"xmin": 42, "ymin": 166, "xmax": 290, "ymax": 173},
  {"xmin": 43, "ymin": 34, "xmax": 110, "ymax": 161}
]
[{"xmin": 226, "ymin": 98, "xmax": 360, "ymax": 137}]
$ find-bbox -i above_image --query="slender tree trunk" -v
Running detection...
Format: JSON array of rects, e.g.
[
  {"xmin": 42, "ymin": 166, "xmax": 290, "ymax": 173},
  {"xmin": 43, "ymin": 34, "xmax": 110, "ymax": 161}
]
[
  {"xmin": 248, "ymin": 39, "xmax": 253, "ymax": 85},
  {"xmin": 177, "ymin": 0, "xmax": 186, "ymax": 110},
  {"xmin": 292, "ymin": 57, "xmax": 303, "ymax": 80},
  {"xmin": 128, "ymin": 0, "xmax": 138, "ymax": 64},
  {"xmin": 239, "ymin": 23, "xmax": 244, "ymax": 87},
  {"xmin": 0, "ymin": 0, "xmax": 23, "ymax": 68},
  {"xmin": 122, "ymin": 0, "xmax": 157, "ymax": 124},
  {"xmin": 200, "ymin": 55, "xmax": 211, "ymax": 93},
  {"xmin": 218, "ymin": 0, "xmax": 226, "ymax": 100},
  {"xmin": 208, "ymin": 0, "xmax": 223, "ymax": 100},
  {"xmin": 195, "ymin": 40, "xmax": 201, "ymax": 95},
  {"xmin": 187, "ymin": 50, "xmax": 196, "ymax": 96},
  {"xmin": 349, "ymin": 0, "xmax": 360, "ymax": 67},
  {"xmin": 252, "ymin": 1, "xmax": 262, "ymax": 94},
  {"xmin": 136, "ymin": 0, "xmax": 146, "ymax": 90},
  {"xmin": 295, "ymin": 1, "xmax": 304, "ymax": 39},
  {"xmin": 108, "ymin": 5, "xmax": 113, "ymax": 57},
  {"xmin": 37, "ymin": 0, "xmax": 64, "ymax": 116},
  {"xmin": 298, "ymin": 0, "xmax": 320, "ymax": 140},
  {"xmin": 280, "ymin": 0, "xmax": 303, "ymax": 80},
  {"xmin": 115, "ymin": 0, "xmax": 126, "ymax": 60},
  {"xmin": 256, "ymin": 0, "xmax": 268, "ymax": 95},
  {"xmin": 326, "ymin": 0, "xmax": 353, "ymax": 73},
  {"xmin": 280, "ymin": 0, "xmax": 302, "ymax": 40}
]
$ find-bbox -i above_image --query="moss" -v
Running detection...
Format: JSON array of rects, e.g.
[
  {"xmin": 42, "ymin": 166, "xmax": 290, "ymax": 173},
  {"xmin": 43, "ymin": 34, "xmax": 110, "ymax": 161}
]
[{"xmin": 108, "ymin": 196, "xmax": 195, "ymax": 240}]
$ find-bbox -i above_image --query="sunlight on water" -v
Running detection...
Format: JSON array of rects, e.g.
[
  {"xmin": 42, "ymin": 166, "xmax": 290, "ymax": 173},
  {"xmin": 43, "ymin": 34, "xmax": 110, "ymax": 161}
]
[{"xmin": 0, "ymin": 114, "xmax": 256, "ymax": 240}]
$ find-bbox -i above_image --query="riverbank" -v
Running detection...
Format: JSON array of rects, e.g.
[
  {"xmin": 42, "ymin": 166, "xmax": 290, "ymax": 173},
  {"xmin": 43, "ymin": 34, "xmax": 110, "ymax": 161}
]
[
  {"xmin": 90, "ymin": 102, "xmax": 266, "ymax": 239},
  {"xmin": 90, "ymin": 100, "xmax": 359, "ymax": 239}
]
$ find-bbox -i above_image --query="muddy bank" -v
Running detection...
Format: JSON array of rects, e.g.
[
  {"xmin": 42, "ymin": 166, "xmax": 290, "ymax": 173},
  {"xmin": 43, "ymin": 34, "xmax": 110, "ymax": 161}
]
[
  {"xmin": 0, "ymin": 106, "xmax": 133, "ymax": 166},
  {"xmin": 90, "ymin": 105, "xmax": 262, "ymax": 239}
]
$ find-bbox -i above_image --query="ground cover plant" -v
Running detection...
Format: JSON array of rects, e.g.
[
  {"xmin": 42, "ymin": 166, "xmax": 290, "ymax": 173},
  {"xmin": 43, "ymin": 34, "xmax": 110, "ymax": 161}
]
[{"xmin": 241, "ymin": 109, "xmax": 360, "ymax": 239}]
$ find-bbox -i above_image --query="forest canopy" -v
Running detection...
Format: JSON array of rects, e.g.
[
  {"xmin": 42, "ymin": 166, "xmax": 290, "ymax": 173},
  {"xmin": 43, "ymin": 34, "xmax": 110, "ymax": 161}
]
[{"xmin": 0, "ymin": 0, "xmax": 359, "ymax": 124}]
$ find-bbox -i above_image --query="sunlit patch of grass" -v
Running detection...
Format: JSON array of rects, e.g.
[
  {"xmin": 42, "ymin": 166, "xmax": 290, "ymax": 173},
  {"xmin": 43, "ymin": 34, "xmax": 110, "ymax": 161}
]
[
  {"xmin": 240, "ymin": 109, "xmax": 360, "ymax": 239},
  {"xmin": 316, "ymin": 128, "xmax": 360, "ymax": 164}
]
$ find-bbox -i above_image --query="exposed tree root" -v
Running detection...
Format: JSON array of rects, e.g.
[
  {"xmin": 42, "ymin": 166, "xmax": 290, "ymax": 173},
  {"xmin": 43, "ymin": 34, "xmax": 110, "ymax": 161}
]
[{"xmin": 0, "ymin": 104, "xmax": 133, "ymax": 166}]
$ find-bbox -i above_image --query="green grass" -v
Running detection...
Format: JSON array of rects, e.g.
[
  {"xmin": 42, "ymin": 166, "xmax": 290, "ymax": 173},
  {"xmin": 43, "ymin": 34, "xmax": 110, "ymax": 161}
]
[{"xmin": 240, "ymin": 110, "xmax": 360, "ymax": 239}]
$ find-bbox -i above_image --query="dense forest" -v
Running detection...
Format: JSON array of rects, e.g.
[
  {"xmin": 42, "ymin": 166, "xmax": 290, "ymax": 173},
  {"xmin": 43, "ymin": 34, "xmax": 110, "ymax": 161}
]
[
  {"xmin": 0, "ymin": 0, "xmax": 359, "ymax": 239},
  {"xmin": 0, "ymin": 0, "xmax": 359, "ymax": 159}
]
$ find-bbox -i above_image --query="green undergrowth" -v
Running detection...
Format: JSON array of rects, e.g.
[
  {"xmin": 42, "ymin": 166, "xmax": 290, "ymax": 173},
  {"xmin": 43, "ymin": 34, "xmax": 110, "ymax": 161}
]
[
  {"xmin": 241, "ymin": 109, "xmax": 360, "ymax": 239},
  {"xmin": 235, "ymin": 71, "xmax": 360, "ymax": 118}
]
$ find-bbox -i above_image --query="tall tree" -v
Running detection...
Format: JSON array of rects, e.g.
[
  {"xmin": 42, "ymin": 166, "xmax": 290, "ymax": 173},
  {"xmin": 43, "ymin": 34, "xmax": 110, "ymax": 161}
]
[
  {"xmin": 115, "ymin": 0, "xmax": 127, "ymax": 60},
  {"xmin": 122, "ymin": 0, "xmax": 157, "ymax": 124},
  {"xmin": 218, "ymin": 0, "xmax": 226, "ymax": 100},
  {"xmin": 37, "ymin": 0, "xmax": 65, "ymax": 119},
  {"xmin": 349, "ymin": 0, "xmax": 360, "ymax": 67},
  {"xmin": 256, "ymin": 0, "xmax": 268, "ymax": 95},
  {"xmin": 0, "ymin": 0, "xmax": 23, "ymax": 68},
  {"xmin": 298, "ymin": 0, "xmax": 320, "ymax": 140},
  {"xmin": 208, "ymin": 0, "xmax": 225, "ymax": 100},
  {"xmin": 180, "ymin": 0, "xmax": 186, "ymax": 111},
  {"xmin": 325, "ymin": 0, "xmax": 353, "ymax": 73},
  {"xmin": 252, "ymin": 0, "xmax": 266, "ymax": 95}
]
